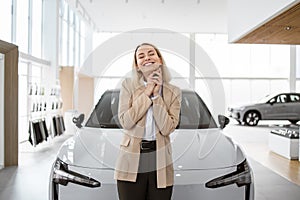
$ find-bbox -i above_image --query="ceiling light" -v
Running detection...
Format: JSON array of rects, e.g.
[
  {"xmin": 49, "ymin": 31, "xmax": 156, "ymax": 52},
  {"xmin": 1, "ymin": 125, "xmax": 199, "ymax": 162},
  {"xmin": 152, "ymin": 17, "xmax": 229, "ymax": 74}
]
[{"xmin": 285, "ymin": 26, "xmax": 292, "ymax": 30}]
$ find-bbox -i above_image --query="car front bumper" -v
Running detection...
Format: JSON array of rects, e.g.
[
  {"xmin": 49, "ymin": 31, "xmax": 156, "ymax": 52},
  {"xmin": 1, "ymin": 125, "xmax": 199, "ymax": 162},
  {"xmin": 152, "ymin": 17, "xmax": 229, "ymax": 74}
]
[{"xmin": 49, "ymin": 159, "xmax": 254, "ymax": 200}]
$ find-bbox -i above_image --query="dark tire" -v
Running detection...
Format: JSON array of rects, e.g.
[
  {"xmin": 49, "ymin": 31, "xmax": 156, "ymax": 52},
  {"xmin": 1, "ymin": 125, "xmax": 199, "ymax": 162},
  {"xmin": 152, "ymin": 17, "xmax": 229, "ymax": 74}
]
[
  {"xmin": 289, "ymin": 120, "xmax": 298, "ymax": 125},
  {"xmin": 244, "ymin": 111, "xmax": 260, "ymax": 126}
]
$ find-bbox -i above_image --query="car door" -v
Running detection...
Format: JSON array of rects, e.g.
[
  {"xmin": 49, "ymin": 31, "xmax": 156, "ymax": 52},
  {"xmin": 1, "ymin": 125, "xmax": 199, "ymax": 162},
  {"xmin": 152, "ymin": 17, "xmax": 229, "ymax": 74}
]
[
  {"xmin": 264, "ymin": 94, "xmax": 289, "ymax": 119},
  {"xmin": 285, "ymin": 94, "xmax": 300, "ymax": 119}
]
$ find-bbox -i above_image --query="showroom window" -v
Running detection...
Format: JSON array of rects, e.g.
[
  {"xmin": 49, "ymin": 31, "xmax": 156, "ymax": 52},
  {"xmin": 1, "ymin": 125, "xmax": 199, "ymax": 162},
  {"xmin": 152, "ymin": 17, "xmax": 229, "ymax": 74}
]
[
  {"xmin": 59, "ymin": 0, "xmax": 86, "ymax": 67},
  {"xmin": 16, "ymin": 0, "xmax": 29, "ymax": 53},
  {"xmin": 31, "ymin": 0, "xmax": 43, "ymax": 58},
  {"xmin": 195, "ymin": 34, "xmax": 291, "ymax": 108},
  {"xmin": 0, "ymin": 0, "xmax": 12, "ymax": 42},
  {"xmin": 93, "ymin": 49, "xmax": 190, "ymax": 104}
]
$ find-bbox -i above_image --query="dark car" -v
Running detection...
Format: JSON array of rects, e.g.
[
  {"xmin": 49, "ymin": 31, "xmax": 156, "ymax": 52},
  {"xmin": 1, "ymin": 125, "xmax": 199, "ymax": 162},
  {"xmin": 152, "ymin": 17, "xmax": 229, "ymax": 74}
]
[{"xmin": 228, "ymin": 93, "xmax": 300, "ymax": 126}]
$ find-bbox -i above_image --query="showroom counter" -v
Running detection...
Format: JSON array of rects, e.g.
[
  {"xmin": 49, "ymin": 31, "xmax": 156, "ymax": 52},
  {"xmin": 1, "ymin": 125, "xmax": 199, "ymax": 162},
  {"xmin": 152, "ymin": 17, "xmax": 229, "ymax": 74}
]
[{"xmin": 269, "ymin": 128, "xmax": 299, "ymax": 160}]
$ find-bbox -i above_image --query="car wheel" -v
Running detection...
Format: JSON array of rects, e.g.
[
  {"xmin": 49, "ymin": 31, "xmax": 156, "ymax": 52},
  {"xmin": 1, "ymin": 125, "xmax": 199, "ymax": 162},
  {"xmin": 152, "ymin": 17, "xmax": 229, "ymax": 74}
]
[
  {"xmin": 244, "ymin": 111, "xmax": 260, "ymax": 126},
  {"xmin": 289, "ymin": 120, "xmax": 298, "ymax": 125}
]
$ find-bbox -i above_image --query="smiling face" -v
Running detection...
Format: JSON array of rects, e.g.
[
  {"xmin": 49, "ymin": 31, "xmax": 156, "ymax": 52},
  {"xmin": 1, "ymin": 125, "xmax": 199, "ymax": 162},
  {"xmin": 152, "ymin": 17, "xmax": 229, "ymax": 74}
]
[
  {"xmin": 135, "ymin": 44, "xmax": 162, "ymax": 68},
  {"xmin": 134, "ymin": 44, "xmax": 163, "ymax": 80}
]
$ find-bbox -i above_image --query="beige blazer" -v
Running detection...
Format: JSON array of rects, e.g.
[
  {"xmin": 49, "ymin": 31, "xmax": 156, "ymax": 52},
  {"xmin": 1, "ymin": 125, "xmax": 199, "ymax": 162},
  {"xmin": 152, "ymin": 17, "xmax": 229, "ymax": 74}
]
[{"xmin": 114, "ymin": 78, "xmax": 181, "ymax": 188}]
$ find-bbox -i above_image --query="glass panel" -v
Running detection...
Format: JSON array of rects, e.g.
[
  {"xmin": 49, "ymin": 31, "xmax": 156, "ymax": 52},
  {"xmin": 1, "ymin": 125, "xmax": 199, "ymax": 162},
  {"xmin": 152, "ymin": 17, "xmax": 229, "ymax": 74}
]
[
  {"xmin": 80, "ymin": 35, "xmax": 85, "ymax": 66},
  {"xmin": 63, "ymin": 1, "xmax": 68, "ymax": 21},
  {"xmin": 75, "ymin": 14, "xmax": 80, "ymax": 32},
  {"xmin": 0, "ymin": 54, "xmax": 4, "ymax": 168},
  {"xmin": 18, "ymin": 61, "xmax": 28, "ymax": 75},
  {"xmin": 102, "ymin": 49, "xmax": 189, "ymax": 78},
  {"xmin": 94, "ymin": 78, "xmax": 121, "ymax": 104},
  {"xmin": 18, "ymin": 70, "xmax": 28, "ymax": 117},
  {"xmin": 230, "ymin": 80, "xmax": 252, "ymax": 105},
  {"xmin": 32, "ymin": 0, "xmax": 42, "ymax": 58},
  {"xmin": 16, "ymin": 0, "xmax": 29, "ymax": 53},
  {"xmin": 195, "ymin": 34, "xmax": 290, "ymax": 78},
  {"xmin": 80, "ymin": 20, "xmax": 86, "ymax": 37},
  {"xmin": 162, "ymin": 50, "xmax": 189, "ymax": 78},
  {"xmin": 0, "ymin": 0, "xmax": 12, "ymax": 42},
  {"xmin": 69, "ymin": 8, "xmax": 74, "ymax": 26},
  {"xmin": 269, "ymin": 80, "xmax": 289, "ymax": 94},
  {"xmin": 102, "ymin": 53, "xmax": 133, "ymax": 77},
  {"xmin": 270, "ymin": 45, "xmax": 290, "ymax": 77},
  {"xmin": 75, "ymin": 32, "xmax": 80, "ymax": 67},
  {"xmin": 69, "ymin": 26, "xmax": 74, "ymax": 66},
  {"xmin": 290, "ymin": 94, "xmax": 300, "ymax": 102},
  {"xmin": 31, "ymin": 64, "xmax": 42, "ymax": 79},
  {"xmin": 62, "ymin": 20, "xmax": 68, "ymax": 65},
  {"xmin": 250, "ymin": 80, "xmax": 270, "ymax": 102}
]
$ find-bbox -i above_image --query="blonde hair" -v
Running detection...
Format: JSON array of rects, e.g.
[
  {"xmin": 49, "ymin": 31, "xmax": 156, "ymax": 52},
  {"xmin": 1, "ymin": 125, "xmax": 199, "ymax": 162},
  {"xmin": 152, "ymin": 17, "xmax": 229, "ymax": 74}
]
[{"xmin": 132, "ymin": 43, "xmax": 171, "ymax": 86}]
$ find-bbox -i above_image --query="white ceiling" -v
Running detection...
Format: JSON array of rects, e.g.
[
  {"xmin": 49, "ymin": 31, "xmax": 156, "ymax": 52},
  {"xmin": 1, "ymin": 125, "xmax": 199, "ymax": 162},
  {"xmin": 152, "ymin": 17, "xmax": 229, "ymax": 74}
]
[{"xmin": 68, "ymin": 0, "xmax": 228, "ymax": 33}]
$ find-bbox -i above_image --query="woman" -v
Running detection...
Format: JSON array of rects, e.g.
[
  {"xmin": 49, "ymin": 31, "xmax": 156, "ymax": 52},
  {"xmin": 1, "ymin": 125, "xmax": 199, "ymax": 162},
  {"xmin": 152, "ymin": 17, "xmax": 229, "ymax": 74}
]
[{"xmin": 114, "ymin": 43, "xmax": 181, "ymax": 200}]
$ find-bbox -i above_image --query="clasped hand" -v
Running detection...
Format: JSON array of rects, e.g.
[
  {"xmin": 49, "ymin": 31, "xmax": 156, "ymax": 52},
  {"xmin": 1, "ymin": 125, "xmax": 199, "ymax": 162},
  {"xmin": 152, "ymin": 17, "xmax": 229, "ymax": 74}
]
[{"xmin": 144, "ymin": 65, "xmax": 162, "ymax": 97}]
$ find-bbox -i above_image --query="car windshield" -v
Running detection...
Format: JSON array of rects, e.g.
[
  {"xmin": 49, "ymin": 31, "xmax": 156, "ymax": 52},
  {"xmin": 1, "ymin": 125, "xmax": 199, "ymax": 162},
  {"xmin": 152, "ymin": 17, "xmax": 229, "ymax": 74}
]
[
  {"xmin": 257, "ymin": 93, "xmax": 278, "ymax": 103},
  {"xmin": 85, "ymin": 90, "xmax": 217, "ymax": 129}
]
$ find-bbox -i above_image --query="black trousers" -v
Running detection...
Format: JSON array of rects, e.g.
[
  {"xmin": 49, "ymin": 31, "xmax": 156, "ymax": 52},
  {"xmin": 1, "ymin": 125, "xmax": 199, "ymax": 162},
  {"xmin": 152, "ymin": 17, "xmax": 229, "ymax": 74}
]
[{"xmin": 117, "ymin": 148, "xmax": 173, "ymax": 200}]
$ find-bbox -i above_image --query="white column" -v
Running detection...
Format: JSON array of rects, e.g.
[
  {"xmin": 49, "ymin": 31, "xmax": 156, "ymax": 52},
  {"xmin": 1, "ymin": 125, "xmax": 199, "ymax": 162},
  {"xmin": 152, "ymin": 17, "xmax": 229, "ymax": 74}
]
[
  {"xmin": 189, "ymin": 33, "xmax": 195, "ymax": 90},
  {"xmin": 290, "ymin": 45, "xmax": 296, "ymax": 92},
  {"xmin": 0, "ymin": 54, "xmax": 4, "ymax": 169}
]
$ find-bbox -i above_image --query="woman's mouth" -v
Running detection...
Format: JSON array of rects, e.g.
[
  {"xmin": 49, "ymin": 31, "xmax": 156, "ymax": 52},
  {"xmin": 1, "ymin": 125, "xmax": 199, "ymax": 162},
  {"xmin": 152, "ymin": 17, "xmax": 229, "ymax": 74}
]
[{"xmin": 143, "ymin": 62, "xmax": 154, "ymax": 66}]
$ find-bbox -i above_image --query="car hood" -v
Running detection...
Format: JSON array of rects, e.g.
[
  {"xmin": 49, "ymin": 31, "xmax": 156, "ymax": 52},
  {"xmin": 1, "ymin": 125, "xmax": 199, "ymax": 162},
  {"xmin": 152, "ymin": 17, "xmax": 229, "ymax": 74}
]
[
  {"xmin": 230, "ymin": 103, "xmax": 265, "ymax": 110},
  {"xmin": 57, "ymin": 128, "xmax": 246, "ymax": 170}
]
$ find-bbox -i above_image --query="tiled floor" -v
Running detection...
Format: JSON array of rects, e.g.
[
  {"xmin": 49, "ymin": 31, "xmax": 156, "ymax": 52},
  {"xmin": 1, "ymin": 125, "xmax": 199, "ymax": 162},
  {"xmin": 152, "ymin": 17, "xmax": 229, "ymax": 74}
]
[
  {"xmin": 0, "ymin": 134, "xmax": 72, "ymax": 200},
  {"xmin": 224, "ymin": 122, "xmax": 300, "ymax": 186},
  {"xmin": 0, "ymin": 122, "xmax": 300, "ymax": 200}
]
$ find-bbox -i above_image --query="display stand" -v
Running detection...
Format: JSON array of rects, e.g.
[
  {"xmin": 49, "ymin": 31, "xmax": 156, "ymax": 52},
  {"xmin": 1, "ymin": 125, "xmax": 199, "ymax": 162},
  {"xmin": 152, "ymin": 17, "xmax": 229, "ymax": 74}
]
[
  {"xmin": 269, "ymin": 128, "xmax": 299, "ymax": 159},
  {"xmin": 27, "ymin": 81, "xmax": 65, "ymax": 148}
]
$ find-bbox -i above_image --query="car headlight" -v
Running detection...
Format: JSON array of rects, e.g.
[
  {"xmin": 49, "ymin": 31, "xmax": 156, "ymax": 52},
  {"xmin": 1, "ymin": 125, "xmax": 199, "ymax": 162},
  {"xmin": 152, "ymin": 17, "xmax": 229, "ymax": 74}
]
[
  {"xmin": 52, "ymin": 158, "xmax": 101, "ymax": 188},
  {"xmin": 205, "ymin": 159, "xmax": 252, "ymax": 188}
]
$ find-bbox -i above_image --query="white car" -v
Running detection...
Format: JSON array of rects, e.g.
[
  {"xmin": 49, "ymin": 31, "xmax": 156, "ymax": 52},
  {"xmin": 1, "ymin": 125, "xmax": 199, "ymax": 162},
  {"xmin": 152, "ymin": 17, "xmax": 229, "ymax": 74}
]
[{"xmin": 49, "ymin": 89, "xmax": 254, "ymax": 200}]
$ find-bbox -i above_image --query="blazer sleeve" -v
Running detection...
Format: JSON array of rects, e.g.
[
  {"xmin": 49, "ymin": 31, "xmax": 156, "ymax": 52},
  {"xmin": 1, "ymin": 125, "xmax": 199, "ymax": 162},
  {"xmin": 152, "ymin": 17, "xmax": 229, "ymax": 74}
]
[
  {"xmin": 118, "ymin": 79, "xmax": 152, "ymax": 130},
  {"xmin": 152, "ymin": 86, "xmax": 182, "ymax": 136}
]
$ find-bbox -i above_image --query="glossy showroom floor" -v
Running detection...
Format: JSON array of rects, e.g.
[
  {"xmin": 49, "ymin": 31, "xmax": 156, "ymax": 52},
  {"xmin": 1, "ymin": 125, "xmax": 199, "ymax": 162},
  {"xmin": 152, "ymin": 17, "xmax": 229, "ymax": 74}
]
[{"xmin": 0, "ymin": 122, "xmax": 300, "ymax": 200}]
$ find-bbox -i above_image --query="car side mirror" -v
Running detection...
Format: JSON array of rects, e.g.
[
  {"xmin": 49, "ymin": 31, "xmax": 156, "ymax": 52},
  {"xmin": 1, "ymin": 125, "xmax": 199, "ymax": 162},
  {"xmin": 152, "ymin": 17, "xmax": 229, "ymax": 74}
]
[
  {"xmin": 218, "ymin": 115, "xmax": 229, "ymax": 129},
  {"xmin": 72, "ymin": 113, "xmax": 85, "ymax": 128}
]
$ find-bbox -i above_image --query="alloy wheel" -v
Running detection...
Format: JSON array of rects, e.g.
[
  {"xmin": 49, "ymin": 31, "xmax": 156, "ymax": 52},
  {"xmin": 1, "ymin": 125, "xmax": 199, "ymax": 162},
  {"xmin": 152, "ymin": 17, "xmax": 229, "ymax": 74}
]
[{"xmin": 245, "ymin": 111, "xmax": 259, "ymax": 126}]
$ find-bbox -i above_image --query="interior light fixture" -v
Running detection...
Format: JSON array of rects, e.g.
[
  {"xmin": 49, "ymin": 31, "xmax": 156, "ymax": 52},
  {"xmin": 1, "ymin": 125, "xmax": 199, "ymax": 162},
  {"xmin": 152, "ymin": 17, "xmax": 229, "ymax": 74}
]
[{"xmin": 285, "ymin": 26, "xmax": 292, "ymax": 30}]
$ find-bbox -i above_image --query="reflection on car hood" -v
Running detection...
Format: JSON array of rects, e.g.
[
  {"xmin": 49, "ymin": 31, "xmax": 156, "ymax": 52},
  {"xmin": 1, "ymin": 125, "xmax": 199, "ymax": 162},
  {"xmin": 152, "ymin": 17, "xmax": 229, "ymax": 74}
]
[
  {"xmin": 57, "ymin": 128, "xmax": 246, "ymax": 170},
  {"xmin": 230, "ymin": 103, "xmax": 265, "ymax": 110}
]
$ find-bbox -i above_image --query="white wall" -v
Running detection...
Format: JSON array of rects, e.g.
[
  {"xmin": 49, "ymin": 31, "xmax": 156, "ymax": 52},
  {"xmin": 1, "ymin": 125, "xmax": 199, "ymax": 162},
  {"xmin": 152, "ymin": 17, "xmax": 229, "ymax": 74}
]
[
  {"xmin": 228, "ymin": 0, "xmax": 299, "ymax": 42},
  {"xmin": 0, "ymin": 54, "xmax": 4, "ymax": 169}
]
